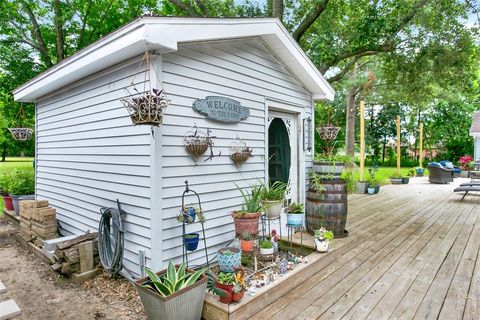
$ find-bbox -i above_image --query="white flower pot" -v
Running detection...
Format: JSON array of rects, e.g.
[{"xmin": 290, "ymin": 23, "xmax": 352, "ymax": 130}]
[
  {"xmin": 260, "ymin": 247, "xmax": 274, "ymax": 255},
  {"xmin": 315, "ymin": 239, "xmax": 330, "ymax": 253},
  {"xmin": 263, "ymin": 200, "xmax": 283, "ymax": 218}
]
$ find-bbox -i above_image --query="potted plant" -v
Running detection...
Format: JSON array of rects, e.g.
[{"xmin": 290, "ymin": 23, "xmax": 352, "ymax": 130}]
[
  {"xmin": 0, "ymin": 174, "xmax": 14, "ymax": 211},
  {"xmin": 313, "ymin": 154, "xmax": 352, "ymax": 180},
  {"xmin": 459, "ymin": 155, "xmax": 473, "ymax": 178},
  {"xmin": 232, "ymin": 271, "xmax": 247, "ymax": 302},
  {"xmin": 390, "ymin": 172, "xmax": 403, "ymax": 185},
  {"xmin": 239, "ymin": 232, "xmax": 254, "ymax": 252},
  {"xmin": 314, "ymin": 227, "xmax": 334, "ymax": 253},
  {"xmin": 259, "ymin": 240, "xmax": 274, "ymax": 256},
  {"xmin": 206, "ymin": 271, "xmax": 229, "ymax": 303},
  {"xmin": 260, "ymin": 180, "xmax": 286, "ymax": 218},
  {"xmin": 134, "ymin": 261, "xmax": 207, "ymax": 320},
  {"xmin": 286, "ymin": 202, "xmax": 304, "ymax": 226},
  {"xmin": 402, "ymin": 169, "xmax": 415, "ymax": 184},
  {"xmin": 183, "ymin": 233, "xmax": 200, "ymax": 251},
  {"xmin": 415, "ymin": 167, "xmax": 424, "ymax": 177},
  {"xmin": 367, "ymin": 174, "xmax": 381, "ymax": 194},
  {"xmin": 231, "ymin": 184, "xmax": 262, "ymax": 236},
  {"xmin": 217, "ymin": 247, "xmax": 241, "ymax": 272},
  {"xmin": 214, "ymin": 271, "xmax": 236, "ymax": 304},
  {"xmin": 9, "ymin": 169, "xmax": 35, "ymax": 215},
  {"xmin": 176, "ymin": 206, "xmax": 205, "ymax": 224}
]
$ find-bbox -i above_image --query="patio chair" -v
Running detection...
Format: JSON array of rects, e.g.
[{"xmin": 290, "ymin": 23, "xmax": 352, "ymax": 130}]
[
  {"xmin": 440, "ymin": 161, "xmax": 461, "ymax": 177},
  {"xmin": 454, "ymin": 185, "xmax": 480, "ymax": 200},
  {"xmin": 427, "ymin": 163, "xmax": 454, "ymax": 184}
]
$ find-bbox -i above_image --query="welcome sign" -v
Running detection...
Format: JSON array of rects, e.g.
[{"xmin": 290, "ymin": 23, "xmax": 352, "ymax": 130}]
[{"xmin": 192, "ymin": 96, "xmax": 250, "ymax": 123}]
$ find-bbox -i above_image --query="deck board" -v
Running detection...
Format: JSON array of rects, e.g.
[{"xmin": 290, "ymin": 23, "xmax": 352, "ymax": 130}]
[{"xmin": 254, "ymin": 177, "xmax": 480, "ymax": 320}]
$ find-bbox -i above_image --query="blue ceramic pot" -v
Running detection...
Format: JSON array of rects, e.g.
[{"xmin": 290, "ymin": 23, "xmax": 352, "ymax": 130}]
[
  {"xmin": 182, "ymin": 207, "xmax": 196, "ymax": 223},
  {"xmin": 183, "ymin": 233, "xmax": 200, "ymax": 251},
  {"xmin": 287, "ymin": 213, "xmax": 304, "ymax": 226},
  {"xmin": 217, "ymin": 247, "xmax": 241, "ymax": 272}
]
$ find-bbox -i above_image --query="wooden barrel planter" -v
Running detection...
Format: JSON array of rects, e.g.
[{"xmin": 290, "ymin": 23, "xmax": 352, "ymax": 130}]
[
  {"xmin": 313, "ymin": 161, "xmax": 346, "ymax": 179},
  {"xmin": 306, "ymin": 180, "xmax": 348, "ymax": 238}
]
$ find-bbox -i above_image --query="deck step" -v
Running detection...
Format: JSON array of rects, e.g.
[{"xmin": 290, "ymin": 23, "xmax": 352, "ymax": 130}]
[
  {"xmin": 0, "ymin": 281, "xmax": 5, "ymax": 294},
  {"xmin": 0, "ymin": 299, "xmax": 21, "ymax": 320}
]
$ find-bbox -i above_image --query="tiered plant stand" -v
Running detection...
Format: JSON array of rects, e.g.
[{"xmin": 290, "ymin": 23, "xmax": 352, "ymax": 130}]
[
  {"xmin": 181, "ymin": 181, "xmax": 209, "ymax": 268},
  {"xmin": 260, "ymin": 214, "xmax": 282, "ymax": 241}
]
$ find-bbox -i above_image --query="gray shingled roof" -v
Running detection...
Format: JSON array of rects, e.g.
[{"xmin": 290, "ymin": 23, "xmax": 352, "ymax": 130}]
[{"xmin": 470, "ymin": 111, "xmax": 480, "ymax": 134}]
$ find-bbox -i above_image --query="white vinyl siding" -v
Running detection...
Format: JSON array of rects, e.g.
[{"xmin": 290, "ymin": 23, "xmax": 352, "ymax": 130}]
[
  {"xmin": 35, "ymin": 58, "xmax": 152, "ymax": 275},
  {"xmin": 159, "ymin": 38, "xmax": 313, "ymax": 265}
]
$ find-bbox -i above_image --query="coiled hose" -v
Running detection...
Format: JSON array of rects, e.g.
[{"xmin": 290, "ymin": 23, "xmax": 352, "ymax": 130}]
[{"xmin": 98, "ymin": 200, "xmax": 125, "ymax": 276}]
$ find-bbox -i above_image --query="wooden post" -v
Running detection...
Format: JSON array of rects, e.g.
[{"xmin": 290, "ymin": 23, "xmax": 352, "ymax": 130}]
[
  {"xmin": 419, "ymin": 122, "xmax": 423, "ymax": 168},
  {"xmin": 396, "ymin": 115, "xmax": 401, "ymax": 174},
  {"xmin": 359, "ymin": 101, "xmax": 365, "ymax": 181}
]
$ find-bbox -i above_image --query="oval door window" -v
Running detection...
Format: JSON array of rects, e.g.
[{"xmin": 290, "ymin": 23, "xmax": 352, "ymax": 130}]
[{"xmin": 268, "ymin": 118, "xmax": 291, "ymax": 183}]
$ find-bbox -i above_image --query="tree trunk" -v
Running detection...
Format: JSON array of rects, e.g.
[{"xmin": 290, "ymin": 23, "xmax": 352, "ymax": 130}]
[
  {"xmin": 272, "ymin": 0, "xmax": 284, "ymax": 21},
  {"xmin": 382, "ymin": 142, "xmax": 386, "ymax": 164},
  {"xmin": 1, "ymin": 141, "xmax": 6, "ymax": 162},
  {"xmin": 53, "ymin": 0, "xmax": 65, "ymax": 62}
]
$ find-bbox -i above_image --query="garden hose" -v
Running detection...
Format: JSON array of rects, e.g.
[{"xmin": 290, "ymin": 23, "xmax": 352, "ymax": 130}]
[{"xmin": 98, "ymin": 200, "xmax": 125, "ymax": 276}]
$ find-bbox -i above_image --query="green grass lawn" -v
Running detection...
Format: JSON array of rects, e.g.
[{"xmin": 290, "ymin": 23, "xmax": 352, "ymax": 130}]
[
  {"xmin": 366, "ymin": 166, "xmax": 429, "ymax": 185},
  {"xmin": 0, "ymin": 157, "xmax": 35, "ymax": 214}
]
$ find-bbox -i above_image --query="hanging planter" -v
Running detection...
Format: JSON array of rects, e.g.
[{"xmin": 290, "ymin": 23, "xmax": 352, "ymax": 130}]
[
  {"xmin": 184, "ymin": 125, "xmax": 209, "ymax": 164},
  {"xmin": 121, "ymin": 51, "xmax": 170, "ymax": 126},
  {"xmin": 317, "ymin": 123, "xmax": 341, "ymax": 141},
  {"xmin": 184, "ymin": 126, "xmax": 220, "ymax": 164},
  {"xmin": 8, "ymin": 128, "xmax": 33, "ymax": 141},
  {"xmin": 8, "ymin": 105, "xmax": 33, "ymax": 141},
  {"xmin": 229, "ymin": 136, "xmax": 252, "ymax": 167}
]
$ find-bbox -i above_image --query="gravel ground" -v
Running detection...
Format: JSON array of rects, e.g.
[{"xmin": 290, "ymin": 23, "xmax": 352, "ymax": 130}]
[{"xmin": 0, "ymin": 218, "xmax": 147, "ymax": 320}]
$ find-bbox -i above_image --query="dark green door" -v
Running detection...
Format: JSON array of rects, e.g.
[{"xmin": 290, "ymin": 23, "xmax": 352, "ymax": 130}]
[{"xmin": 268, "ymin": 118, "xmax": 291, "ymax": 183}]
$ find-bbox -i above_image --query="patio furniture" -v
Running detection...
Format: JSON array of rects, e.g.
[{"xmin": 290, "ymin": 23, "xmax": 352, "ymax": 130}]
[
  {"xmin": 454, "ymin": 185, "xmax": 480, "ymax": 200},
  {"xmin": 440, "ymin": 161, "xmax": 461, "ymax": 177},
  {"xmin": 427, "ymin": 163, "xmax": 454, "ymax": 184}
]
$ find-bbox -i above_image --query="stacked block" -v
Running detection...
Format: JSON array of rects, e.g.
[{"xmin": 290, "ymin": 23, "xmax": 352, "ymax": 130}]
[{"xmin": 18, "ymin": 200, "xmax": 58, "ymax": 243}]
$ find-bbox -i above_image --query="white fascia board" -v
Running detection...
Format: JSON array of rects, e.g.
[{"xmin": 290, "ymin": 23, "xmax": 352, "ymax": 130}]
[{"xmin": 14, "ymin": 17, "xmax": 335, "ymax": 102}]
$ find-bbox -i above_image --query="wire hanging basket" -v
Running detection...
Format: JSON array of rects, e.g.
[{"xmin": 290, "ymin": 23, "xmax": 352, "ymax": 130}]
[
  {"xmin": 317, "ymin": 123, "xmax": 341, "ymax": 141},
  {"xmin": 121, "ymin": 51, "xmax": 170, "ymax": 126},
  {"xmin": 229, "ymin": 136, "xmax": 252, "ymax": 167},
  {"xmin": 8, "ymin": 105, "xmax": 33, "ymax": 141},
  {"xmin": 184, "ymin": 124, "xmax": 209, "ymax": 164}
]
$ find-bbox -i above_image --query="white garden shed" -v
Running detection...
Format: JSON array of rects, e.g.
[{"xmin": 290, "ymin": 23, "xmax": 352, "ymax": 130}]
[{"xmin": 14, "ymin": 16, "xmax": 334, "ymax": 277}]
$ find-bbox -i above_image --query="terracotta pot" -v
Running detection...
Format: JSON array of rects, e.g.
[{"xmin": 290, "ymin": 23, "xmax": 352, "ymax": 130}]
[
  {"xmin": 2, "ymin": 195, "xmax": 14, "ymax": 211},
  {"xmin": 232, "ymin": 212, "xmax": 260, "ymax": 236},
  {"xmin": 215, "ymin": 283, "xmax": 233, "ymax": 304},
  {"xmin": 240, "ymin": 239, "xmax": 254, "ymax": 252},
  {"xmin": 232, "ymin": 290, "xmax": 245, "ymax": 302}
]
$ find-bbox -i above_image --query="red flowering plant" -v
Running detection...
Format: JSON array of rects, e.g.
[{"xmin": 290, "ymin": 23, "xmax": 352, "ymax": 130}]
[{"xmin": 459, "ymin": 155, "xmax": 473, "ymax": 170}]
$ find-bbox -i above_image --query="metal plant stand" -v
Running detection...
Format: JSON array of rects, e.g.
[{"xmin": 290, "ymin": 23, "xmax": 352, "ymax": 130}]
[
  {"xmin": 181, "ymin": 180, "xmax": 209, "ymax": 268},
  {"xmin": 286, "ymin": 223, "xmax": 304, "ymax": 257},
  {"xmin": 260, "ymin": 214, "xmax": 282, "ymax": 241}
]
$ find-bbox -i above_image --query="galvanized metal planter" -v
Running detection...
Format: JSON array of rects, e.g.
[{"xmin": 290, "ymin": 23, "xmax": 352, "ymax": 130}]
[
  {"xmin": 135, "ymin": 270, "xmax": 207, "ymax": 320},
  {"xmin": 313, "ymin": 161, "xmax": 345, "ymax": 179}
]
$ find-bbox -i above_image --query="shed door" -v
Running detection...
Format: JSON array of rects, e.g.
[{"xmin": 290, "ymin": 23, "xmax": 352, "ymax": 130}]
[{"xmin": 268, "ymin": 112, "xmax": 298, "ymax": 203}]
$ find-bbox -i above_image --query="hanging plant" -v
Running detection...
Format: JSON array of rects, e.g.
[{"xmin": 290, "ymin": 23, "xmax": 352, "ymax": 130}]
[
  {"xmin": 8, "ymin": 105, "xmax": 33, "ymax": 141},
  {"xmin": 229, "ymin": 136, "xmax": 252, "ymax": 167},
  {"xmin": 184, "ymin": 125, "xmax": 220, "ymax": 164},
  {"xmin": 317, "ymin": 123, "xmax": 341, "ymax": 141},
  {"xmin": 121, "ymin": 51, "xmax": 170, "ymax": 126}
]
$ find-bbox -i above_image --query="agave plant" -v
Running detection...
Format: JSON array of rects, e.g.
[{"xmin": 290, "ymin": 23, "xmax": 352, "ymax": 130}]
[
  {"xmin": 234, "ymin": 183, "xmax": 263, "ymax": 215},
  {"xmin": 143, "ymin": 261, "xmax": 206, "ymax": 297}
]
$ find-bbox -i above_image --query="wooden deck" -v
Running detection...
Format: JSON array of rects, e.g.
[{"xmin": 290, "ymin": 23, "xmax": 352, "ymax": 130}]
[{"xmin": 250, "ymin": 177, "xmax": 480, "ymax": 320}]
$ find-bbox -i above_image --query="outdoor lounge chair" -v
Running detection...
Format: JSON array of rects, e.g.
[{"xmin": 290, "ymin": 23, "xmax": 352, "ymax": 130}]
[
  {"xmin": 427, "ymin": 163, "xmax": 454, "ymax": 184},
  {"xmin": 454, "ymin": 186, "xmax": 480, "ymax": 200}
]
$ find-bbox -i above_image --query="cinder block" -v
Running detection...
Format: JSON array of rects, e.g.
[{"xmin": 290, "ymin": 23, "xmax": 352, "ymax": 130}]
[
  {"xmin": 0, "ymin": 299, "xmax": 21, "ymax": 320},
  {"xmin": 43, "ymin": 235, "xmax": 78, "ymax": 252}
]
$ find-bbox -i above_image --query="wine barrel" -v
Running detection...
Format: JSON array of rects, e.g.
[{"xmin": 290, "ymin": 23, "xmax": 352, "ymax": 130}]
[{"xmin": 306, "ymin": 180, "xmax": 348, "ymax": 238}]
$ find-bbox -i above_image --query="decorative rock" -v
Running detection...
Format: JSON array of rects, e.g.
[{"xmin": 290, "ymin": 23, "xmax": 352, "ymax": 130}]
[{"xmin": 0, "ymin": 299, "xmax": 21, "ymax": 320}]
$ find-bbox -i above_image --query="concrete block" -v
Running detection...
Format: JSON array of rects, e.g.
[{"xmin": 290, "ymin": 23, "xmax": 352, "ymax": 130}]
[
  {"xmin": 0, "ymin": 281, "xmax": 5, "ymax": 294},
  {"xmin": 43, "ymin": 235, "xmax": 78, "ymax": 252},
  {"xmin": 0, "ymin": 299, "xmax": 21, "ymax": 320}
]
